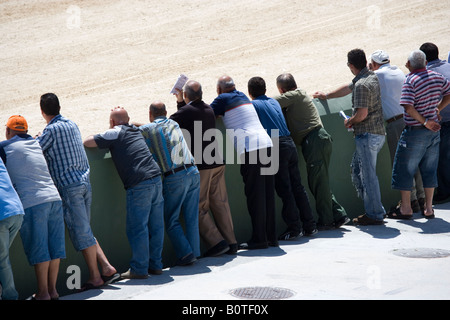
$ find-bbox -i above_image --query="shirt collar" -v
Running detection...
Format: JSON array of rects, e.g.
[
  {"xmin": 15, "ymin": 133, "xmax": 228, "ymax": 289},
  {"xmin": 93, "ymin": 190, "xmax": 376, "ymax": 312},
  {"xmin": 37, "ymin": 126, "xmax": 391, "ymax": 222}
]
[
  {"xmin": 427, "ymin": 59, "xmax": 441, "ymax": 66},
  {"xmin": 410, "ymin": 68, "xmax": 427, "ymax": 74},
  {"xmin": 254, "ymin": 95, "xmax": 268, "ymax": 100},
  {"xmin": 187, "ymin": 99, "xmax": 202, "ymax": 105},
  {"xmin": 352, "ymin": 67, "xmax": 370, "ymax": 84},
  {"xmin": 10, "ymin": 133, "xmax": 31, "ymax": 142},
  {"xmin": 153, "ymin": 116, "xmax": 167, "ymax": 123},
  {"xmin": 47, "ymin": 114, "xmax": 62, "ymax": 125},
  {"xmin": 426, "ymin": 59, "xmax": 446, "ymax": 68},
  {"xmin": 378, "ymin": 63, "xmax": 391, "ymax": 69}
]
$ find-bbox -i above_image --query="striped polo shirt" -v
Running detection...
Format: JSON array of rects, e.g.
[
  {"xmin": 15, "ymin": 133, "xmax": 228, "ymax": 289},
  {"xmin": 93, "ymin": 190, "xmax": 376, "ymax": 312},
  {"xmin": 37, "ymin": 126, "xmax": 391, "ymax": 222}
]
[
  {"xmin": 139, "ymin": 117, "xmax": 195, "ymax": 174},
  {"xmin": 400, "ymin": 68, "xmax": 450, "ymax": 126},
  {"xmin": 210, "ymin": 90, "xmax": 273, "ymax": 155},
  {"xmin": 37, "ymin": 115, "xmax": 90, "ymax": 188}
]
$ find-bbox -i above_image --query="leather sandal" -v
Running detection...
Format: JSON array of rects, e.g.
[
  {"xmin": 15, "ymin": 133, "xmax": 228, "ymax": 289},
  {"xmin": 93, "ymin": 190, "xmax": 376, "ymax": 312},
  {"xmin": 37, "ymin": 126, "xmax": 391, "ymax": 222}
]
[{"xmin": 386, "ymin": 206, "xmax": 413, "ymax": 220}]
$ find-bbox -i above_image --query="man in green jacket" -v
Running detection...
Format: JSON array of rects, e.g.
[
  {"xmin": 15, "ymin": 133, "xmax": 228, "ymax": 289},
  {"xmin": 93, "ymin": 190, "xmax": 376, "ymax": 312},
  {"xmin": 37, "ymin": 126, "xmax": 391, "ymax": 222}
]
[{"xmin": 274, "ymin": 73, "xmax": 349, "ymax": 230}]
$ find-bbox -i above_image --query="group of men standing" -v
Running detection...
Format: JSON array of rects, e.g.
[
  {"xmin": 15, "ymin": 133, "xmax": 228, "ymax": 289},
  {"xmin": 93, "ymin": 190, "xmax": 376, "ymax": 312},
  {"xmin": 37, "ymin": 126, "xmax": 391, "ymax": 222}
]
[
  {"xmin": 1, "ymin": 42, "xmax": 449, "ymax": 300},
  {"xmin": 1, "ymin": 94, "xmax": 119, "ymax": 300},
  {"xmin": 314, "ymin": 43, "xmax": 450, "ymax": 223}
]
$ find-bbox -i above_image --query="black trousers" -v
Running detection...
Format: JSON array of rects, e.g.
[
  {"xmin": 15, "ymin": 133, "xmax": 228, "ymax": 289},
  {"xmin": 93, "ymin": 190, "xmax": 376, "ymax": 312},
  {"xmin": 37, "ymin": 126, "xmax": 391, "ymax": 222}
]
[
  {"xmin": 240, "ymin": 148, "xmax": 276, "ymax": 246},
  {"xmin": 275, "ymin": 136, "xmax": 315, "ymax": 233}
]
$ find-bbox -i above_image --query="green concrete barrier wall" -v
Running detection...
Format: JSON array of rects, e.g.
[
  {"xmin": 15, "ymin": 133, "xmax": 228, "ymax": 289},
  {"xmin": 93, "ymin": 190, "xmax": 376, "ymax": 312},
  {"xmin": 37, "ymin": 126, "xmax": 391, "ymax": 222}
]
[{"xmin": 8, "ymin": 95, "xmax": 399, "ymax": 299}]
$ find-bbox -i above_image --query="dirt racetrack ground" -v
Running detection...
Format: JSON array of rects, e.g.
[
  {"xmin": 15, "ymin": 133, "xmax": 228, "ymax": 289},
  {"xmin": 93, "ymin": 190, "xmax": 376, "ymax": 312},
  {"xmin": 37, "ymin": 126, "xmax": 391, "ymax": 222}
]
[{"xmin": 1, "ymin": 0, "xmax": 449, "ymax": 140}]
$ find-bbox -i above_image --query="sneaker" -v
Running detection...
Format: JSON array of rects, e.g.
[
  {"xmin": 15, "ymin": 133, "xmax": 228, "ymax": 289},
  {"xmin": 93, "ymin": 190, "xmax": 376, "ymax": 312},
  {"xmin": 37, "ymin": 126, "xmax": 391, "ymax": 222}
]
[
  {"xmin": 238, "ymin": 242, "xmax": 268, "ymax": 250},
  {"xmin": 304, "ymin": 228, "xmax": 318, "ymax": 236},
  {"xmin": 120, "ymin": 269, "xmax": 148, "ymax": 280},
  {"xmin": 334, "ymin": 216, "xmax": 350, "ymax": 229},
  {"xmin": 352, "ymin": 214, "xmax": 384, "ymax": 226},
  {"xmin": 278, "ymin": 230, "xmax": 303, "ymax": 241}
]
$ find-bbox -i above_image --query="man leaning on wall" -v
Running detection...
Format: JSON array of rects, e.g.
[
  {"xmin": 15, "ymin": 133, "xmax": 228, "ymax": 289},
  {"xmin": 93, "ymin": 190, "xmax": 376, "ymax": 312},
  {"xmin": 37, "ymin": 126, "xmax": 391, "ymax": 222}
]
[
  {"xmin": 171, "ymin": 80, "xmax": 238, "ymax": 256},
  {"xmin": 314, "ymin": 49, "xmax": 386, "ymax": 225}
]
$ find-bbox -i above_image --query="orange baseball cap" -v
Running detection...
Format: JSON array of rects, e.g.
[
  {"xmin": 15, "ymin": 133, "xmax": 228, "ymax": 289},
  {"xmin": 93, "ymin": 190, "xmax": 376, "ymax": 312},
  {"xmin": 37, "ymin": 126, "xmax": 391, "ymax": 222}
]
[{"xmin": 6, "ymin": 115, "xmax": 28, "ymax": 132}]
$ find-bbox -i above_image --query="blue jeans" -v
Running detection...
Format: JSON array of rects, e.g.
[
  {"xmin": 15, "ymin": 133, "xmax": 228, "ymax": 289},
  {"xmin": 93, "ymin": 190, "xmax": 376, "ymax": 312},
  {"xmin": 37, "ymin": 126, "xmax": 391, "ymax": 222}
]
[
  {"xmin": 20, "ymin": 201, "xmax": 66, "ymax": 265},
  {"xmin": 351, "ymin": 133, "xmax": 386, "ymax": 220},
  {"xmin": 58, "ymin": 181, "xmax": 97, "ymax": 251},
  {"xmin": 163, "ymin": 166, "xmax": 200, "ymax": 259},
  {"xmin": 126, "ymin": 176, "xmax": 164, "ymax": 274},
  {"xmin": 0, "ymin": 214, "xmax": 23, "ymax": 300},
  {"xmin": 392, "ymin": 127, "xmax": 440, "ymax": 190}
]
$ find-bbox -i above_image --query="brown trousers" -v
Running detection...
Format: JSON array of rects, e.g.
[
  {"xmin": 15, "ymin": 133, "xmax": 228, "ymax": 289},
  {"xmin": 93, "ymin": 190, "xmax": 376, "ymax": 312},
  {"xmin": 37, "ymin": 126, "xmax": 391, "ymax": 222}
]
[{"xmin": 198, "ymin": 165, "xmax": 237, "ymax": 247}]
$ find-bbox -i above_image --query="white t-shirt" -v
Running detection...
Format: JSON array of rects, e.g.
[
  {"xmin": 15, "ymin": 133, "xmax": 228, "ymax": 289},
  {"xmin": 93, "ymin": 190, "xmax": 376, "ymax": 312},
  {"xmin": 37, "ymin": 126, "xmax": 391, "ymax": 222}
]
[
  {"xmin": 374, "ymin": 64, "xmax": 405, "ymax": 121},
  {"xmin": 210, "ymin": 90, "xmax": 273, "ymax": 156}
]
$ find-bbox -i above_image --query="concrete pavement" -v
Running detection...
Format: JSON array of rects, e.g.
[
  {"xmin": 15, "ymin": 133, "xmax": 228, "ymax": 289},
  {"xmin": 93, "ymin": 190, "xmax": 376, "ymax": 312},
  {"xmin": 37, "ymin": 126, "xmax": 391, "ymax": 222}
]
[{"xmin": 62, "ymin": 201, "xmax": 450, "ymax": 301}]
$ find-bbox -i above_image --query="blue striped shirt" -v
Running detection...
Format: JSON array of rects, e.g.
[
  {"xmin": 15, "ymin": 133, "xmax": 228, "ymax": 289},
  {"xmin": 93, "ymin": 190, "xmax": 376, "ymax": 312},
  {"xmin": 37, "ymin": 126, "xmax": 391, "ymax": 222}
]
[
  {"xmin": 400, "ymin": 68, "xmax": 450, "ymax": 126},
  {"xmin": 139, "ymin": 117, "xmax": 195, "ymax": 173},
  {"xmin": 37, "ymin": 115, "xmax": 90, "ymax": 188}
]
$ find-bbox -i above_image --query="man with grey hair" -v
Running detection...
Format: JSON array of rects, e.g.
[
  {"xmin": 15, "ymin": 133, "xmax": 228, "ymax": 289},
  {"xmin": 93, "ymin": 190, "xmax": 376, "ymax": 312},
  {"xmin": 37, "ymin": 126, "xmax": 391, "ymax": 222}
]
[
  {"xmin": 389, "ymin": 50, "xmax": 450, "ymax": 220},
  {"xmin": 369, "ymin": 50, "xmax": 425, "ymax": 214}
]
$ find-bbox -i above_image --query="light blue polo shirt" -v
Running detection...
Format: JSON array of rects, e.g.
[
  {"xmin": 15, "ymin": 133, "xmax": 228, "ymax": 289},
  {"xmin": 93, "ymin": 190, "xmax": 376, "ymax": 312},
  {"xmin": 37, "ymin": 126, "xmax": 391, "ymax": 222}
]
[{"xmin": 0, "ymin": 158, "xmax": 24, "ymax": 221}]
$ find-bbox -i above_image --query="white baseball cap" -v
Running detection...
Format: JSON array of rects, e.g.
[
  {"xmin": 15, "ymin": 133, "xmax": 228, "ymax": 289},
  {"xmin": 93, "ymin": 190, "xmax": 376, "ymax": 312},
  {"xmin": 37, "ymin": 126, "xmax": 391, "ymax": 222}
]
[{"xmin": 371, "ymin": 50, "xmax": 390, "ymax": 64}]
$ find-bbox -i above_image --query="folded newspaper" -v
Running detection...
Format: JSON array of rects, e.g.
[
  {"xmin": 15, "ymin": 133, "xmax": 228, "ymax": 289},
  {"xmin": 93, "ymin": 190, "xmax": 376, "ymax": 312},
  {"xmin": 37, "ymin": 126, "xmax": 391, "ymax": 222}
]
[
  {"xmin": 170, "ymin": 74, "xmax": 189, "ymax": 94},
  {"xmin": 339, "ymin": 110, "xmax": 354, "ymax": 132}
]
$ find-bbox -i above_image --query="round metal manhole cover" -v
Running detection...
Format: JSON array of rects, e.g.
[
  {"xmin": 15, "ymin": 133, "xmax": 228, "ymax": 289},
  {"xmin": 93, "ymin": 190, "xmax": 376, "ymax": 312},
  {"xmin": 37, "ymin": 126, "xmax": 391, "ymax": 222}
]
[
  {"xmin": 230, "ymin": 287, "xmax": 295, "ymax": 300},
  {"xmin": 392, "ymin": 248, "xmax": 450, "ymax": 259}
]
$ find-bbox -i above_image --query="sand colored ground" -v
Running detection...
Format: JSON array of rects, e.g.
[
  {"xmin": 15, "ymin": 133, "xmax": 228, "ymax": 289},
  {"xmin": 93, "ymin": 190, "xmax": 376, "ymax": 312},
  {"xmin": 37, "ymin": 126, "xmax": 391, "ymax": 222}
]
[{"xmin": 1, "ymin": 0, "xmax": 449, "ymax": 140}]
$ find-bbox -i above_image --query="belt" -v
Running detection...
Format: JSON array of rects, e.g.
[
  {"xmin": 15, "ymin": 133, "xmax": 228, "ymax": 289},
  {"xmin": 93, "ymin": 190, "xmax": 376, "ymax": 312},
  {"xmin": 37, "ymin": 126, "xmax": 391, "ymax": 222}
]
[
  {"xmin": 163, "ymin": 164, "xmax": 194, "ymax": 177},
  {"xmin": 405, "ymin": 125, "xmax": 426, "ymax": 130},
  {"xmin": 386, "ymin": 114, "xmax": 403, "ymax": 124}
]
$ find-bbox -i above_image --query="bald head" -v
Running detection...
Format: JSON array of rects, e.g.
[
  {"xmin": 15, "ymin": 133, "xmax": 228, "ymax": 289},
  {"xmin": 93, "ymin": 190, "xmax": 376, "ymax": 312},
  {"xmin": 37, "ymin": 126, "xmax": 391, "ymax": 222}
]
[
  {"xmin": 149, "ymin": 101, "xmax": 167, "ymax": 122},
  {"xmin": 276, "ymin": 73, "xmax": 297, "ymax": 93},
  {"xmin": 217, "ymin": 75, "xmax": 236, "ymax": 94},
  {"xmin": 184, "ymin": 80, "xmax": 203, "ymax": 102},
  {"xmin": 110, "ymin": 106, "xmax": 130, "ymax": 127}
]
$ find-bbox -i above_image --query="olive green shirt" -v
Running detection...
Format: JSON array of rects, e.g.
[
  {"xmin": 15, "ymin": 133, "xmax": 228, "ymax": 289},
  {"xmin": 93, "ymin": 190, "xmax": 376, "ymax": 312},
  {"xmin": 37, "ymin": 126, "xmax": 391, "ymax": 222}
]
[{"xmin": 273, "ymin": 88, "xmax": 323, "ymax": 145}]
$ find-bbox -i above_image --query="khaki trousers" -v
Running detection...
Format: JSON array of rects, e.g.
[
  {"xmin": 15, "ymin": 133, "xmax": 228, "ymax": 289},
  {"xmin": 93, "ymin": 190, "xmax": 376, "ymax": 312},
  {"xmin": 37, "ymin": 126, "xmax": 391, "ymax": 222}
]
[{"xmin": 198, "ymin": 165, "xmax": 237, "ymax": 247}]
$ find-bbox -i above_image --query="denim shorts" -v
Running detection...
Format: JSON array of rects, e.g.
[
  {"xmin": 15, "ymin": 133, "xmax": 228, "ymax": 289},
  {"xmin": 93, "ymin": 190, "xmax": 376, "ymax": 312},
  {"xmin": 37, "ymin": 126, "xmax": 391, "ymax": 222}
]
[
  {"xmin": 392, "ymin": 127, "xmax": 440, "ymax": 190},
  {"xmin": 20, "ymin": 201, "xmax": 66, "ymax": 265},
  {"xmin": 58, "ymin": 181, "xmax": 97, "ymax": 251}
]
